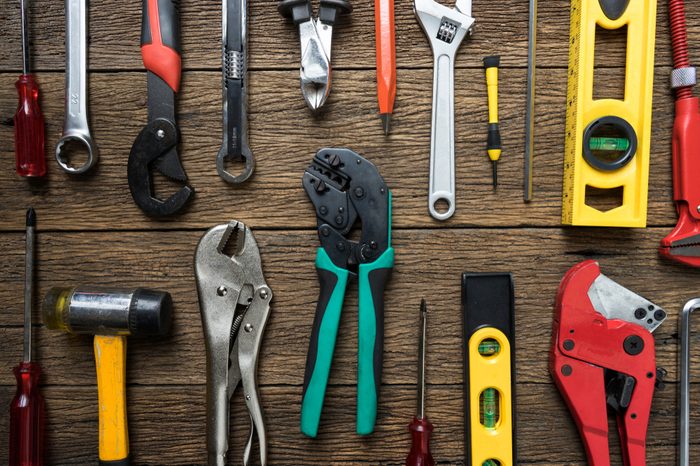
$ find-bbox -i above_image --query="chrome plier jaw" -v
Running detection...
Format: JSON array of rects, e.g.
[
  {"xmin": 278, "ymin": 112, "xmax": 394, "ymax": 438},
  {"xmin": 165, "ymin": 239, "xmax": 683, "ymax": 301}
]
[
  {"xmin": 278, "ymin": 0, "xmax": 351, "ymax": 111},
  {"xmin": 195, "ymin": 220, "xmax": 272, "ymax": 466},
  {"xmin": 550, "ymin": 260, "xmax": 667, "ymax": 466}
]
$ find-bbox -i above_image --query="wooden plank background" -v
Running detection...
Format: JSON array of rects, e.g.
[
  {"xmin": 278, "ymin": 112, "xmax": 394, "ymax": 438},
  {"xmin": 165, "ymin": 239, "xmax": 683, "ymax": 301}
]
[{"xmin": 1, "ymin": 0, "xmax": 700, "ymax": 464}]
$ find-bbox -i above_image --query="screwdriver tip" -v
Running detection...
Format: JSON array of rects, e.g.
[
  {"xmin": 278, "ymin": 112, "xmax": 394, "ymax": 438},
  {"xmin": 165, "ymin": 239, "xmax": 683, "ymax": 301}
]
[
  {"xmin": 26, "ymin": 208, "xmax": 35, "ymax": 227},
  {"xmin": 420, "ymin": 298, "xmax": 427, "ymax": 314},
  {"xmin": 380, "ymin": 114, "xmax": 391, "ymax": 135}
]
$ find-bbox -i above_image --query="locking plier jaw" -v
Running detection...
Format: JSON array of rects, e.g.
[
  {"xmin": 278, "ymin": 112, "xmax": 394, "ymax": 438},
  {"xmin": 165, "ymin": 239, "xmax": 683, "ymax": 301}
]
[
  {"xmin": 195, "ymin": 221, "xmax": 272, "ymax": 466},
  {"xmin": 550, "ymin": 260, "xmax": 666, "ymax": 466}
]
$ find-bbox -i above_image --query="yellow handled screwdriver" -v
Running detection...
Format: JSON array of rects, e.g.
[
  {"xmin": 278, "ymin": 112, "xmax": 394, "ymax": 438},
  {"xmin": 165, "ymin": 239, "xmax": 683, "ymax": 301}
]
[{"xmin": 484, "ymin": 56, "xmax": 502, "ymax": 189}]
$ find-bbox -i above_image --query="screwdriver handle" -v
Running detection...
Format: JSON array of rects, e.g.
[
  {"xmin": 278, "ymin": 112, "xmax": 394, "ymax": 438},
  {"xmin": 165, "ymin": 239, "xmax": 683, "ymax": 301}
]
[
  {"xmin": 9, "ymin": 361, "xmax": 44, "ymax": 466},
  {"xmin": 406, "ymin": 416, "xmax": 434, "ymax": 466},
  {"xmin": 14, "ymin": 74, "xmax": 46, "ymax": 178}
]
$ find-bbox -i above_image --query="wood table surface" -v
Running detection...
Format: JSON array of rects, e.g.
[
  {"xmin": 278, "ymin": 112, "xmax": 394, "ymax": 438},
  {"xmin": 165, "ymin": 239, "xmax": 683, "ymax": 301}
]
[{"xmin": 2, "ymin": 0, "xmax": 700, "ymax": 464}]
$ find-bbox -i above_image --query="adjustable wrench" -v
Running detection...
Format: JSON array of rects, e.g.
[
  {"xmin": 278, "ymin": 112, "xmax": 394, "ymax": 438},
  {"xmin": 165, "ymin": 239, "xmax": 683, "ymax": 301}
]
[
  {"xmin": 55, "ymin": 0, "xmax": 98, "ymax": 174},
  {"xmin": 217, "ymin": 0, "xmax": 255, "ymax": 184},
  {"xmin": 414, "ymin": 0, "xmax": 473, "ymax": 221}
]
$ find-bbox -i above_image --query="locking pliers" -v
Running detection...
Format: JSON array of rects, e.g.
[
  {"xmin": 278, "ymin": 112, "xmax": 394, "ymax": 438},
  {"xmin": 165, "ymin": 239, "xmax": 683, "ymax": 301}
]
[
  {"xmin": 550, "ymin": 260, "xmax": 667, "ymax": 466},
  {"xmin": 195, "ymin": 221, "xmax": 272, "ymax": 466}
]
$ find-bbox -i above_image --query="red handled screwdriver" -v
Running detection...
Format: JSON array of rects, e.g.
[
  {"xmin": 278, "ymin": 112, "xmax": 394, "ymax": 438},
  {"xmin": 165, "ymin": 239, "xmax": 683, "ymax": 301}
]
[
  {"xmin": 9, "ymin": 208, "xmax": 45, "ymax": 466},
  {"xmin": 406, "ymin": 299, "xmax": 434, "ymax": 466},
  {"xmin": 14, "ymin": 0, "xmax": 46, "ymax": 178}
]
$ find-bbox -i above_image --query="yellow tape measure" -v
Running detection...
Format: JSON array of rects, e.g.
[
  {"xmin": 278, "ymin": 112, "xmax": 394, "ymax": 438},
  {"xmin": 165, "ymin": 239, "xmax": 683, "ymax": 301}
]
[{"xmin": 562, "ymin": 0, "xmax": 657, "ymax": 227}]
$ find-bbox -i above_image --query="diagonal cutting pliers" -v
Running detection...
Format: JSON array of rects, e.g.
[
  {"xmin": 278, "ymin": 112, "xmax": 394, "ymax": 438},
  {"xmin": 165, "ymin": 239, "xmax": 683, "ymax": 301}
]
[
  {"xmin": 128, "ymin": 0, "xmax": 194, "ymax": 217},
  {"xmin": 300, "ymin": 148, "xmax": 394, "ymax": 437},
  {"xmin": 278, "ymin": 0, "xmax": 351, "ymax": 111}
]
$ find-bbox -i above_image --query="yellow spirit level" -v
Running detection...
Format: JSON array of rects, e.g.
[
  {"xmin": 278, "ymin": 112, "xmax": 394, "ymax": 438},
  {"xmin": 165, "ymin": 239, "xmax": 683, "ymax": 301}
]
[
  {"xmin": 562, "ymin": 0, "xmax": 657, "ymax": 227},
  {"xmin": 462, "ymin": 273, "xmax": 515, "ymax": 466}
]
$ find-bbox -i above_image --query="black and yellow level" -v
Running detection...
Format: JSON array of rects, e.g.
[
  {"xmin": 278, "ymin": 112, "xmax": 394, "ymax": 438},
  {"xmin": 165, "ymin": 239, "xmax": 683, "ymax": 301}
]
[
  {"xmin": 562, "ymin": 0, "xmax": 657, "ymax": 227},
  {"xmin": 462, "ymin": 273, "xmax": 515, "ymax": 466}
]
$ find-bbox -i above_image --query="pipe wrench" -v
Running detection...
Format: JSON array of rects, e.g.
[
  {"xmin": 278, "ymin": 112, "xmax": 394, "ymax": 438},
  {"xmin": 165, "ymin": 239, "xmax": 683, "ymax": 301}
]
[
  {"xmin": 217, "ymin": 0, "xmax": 255, "ymax": 184},
  {"xmin": 414, "ymin": 0, "xmax": 474, "ymax": 221},
  {"xmin": 550, "ymin": 260, "xmax": 667, "ymax": 466},
  {"xmin": 195, "ymin": 220, "xmax": 272, "ymax": 466},
  {"xmin": 128, "ymin": 0, "xmax": 194, "ymax": 217}
]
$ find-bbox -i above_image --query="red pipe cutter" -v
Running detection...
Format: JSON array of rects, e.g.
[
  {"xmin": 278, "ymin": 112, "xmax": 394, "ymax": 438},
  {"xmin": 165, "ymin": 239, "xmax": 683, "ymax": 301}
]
[{"xmin": 550, "ymin": 260, "xmax": 667, "ymax": 466}]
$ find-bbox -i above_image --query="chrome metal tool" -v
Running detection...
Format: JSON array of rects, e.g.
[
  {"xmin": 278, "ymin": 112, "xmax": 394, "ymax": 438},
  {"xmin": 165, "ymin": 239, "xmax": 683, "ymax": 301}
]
[
  {"xmin": 524, "ymin": 0, "xmax": 536, "ymax": 202},
  {"xmin": 278, "ymin": 0, "xmax": 352, "ymax": 111},
  {"xmin": 195, "ymin": 220, "xmax": 272, "ymax": 466},
  {"xmin": 55, "ymin": 0, "xmax": 98, "ymax": 174},
  {"xmin": 680, "ymin": 298, "xmax": 700, "ymax": 466},
  {"xmin": 217, "ymin": 0, "xmax": 254, "ymax": 184},
  {"xmin": 414, "ymin": 0, "xmax": 474, "ymax": 221}
]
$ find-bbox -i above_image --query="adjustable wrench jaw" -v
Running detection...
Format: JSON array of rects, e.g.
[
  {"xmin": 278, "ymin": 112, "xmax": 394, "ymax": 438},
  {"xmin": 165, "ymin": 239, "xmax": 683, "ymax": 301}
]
[
  {"xmin": 660, "ymin": 97, "xmax": 700, "ymax": 267},
  {"xmin": 550, "ymin": 260, "xmax": 666, "ymax": 466},
  {"xmin": 195, "ymin": 221, "xmax": 271, "ymax": 466}
]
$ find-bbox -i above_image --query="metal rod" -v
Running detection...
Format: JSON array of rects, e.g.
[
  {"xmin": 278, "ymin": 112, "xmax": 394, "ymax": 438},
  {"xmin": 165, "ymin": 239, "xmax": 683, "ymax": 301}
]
[
  {"xmin": 417, "ymin": 299, "xmax": 427, "ymax": 419},
  {"xmin": 524, "ymin": 0, "xmax": 537, "ymax": 202},
  {"xmin": 680, "ymin": 298, "xmax": 700, "ymax": 466},
  {"xmin": 20, "ymin": 0, "xmax": 29, "ymax": 74},
  {"xmin": 24, "ymin": 208, "xmax": 36, "ymax": 363}
]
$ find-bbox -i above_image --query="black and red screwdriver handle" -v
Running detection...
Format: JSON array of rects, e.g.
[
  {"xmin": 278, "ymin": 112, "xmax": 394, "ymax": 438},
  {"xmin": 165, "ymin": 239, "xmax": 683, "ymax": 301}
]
[{"xmin": 140, "ymin": 0, "xmax": 182, "ymax": 92}]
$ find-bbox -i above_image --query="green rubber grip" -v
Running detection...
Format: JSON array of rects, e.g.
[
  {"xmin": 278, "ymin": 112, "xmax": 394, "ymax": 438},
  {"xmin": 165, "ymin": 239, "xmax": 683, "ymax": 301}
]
[
  {"xmin": 356, "ymin": 247, "xmax": 394, "ymax": 435},
  {"xmin": 300, "ymin": 248, "xmax": 350, "ymax": 437}
]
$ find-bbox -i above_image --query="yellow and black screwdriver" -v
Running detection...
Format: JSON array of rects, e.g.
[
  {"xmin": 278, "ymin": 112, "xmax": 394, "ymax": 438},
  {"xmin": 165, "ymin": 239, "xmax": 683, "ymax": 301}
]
[{"xmin": 484, "ymin": 56, "xmax": 502, "ymax": 189}]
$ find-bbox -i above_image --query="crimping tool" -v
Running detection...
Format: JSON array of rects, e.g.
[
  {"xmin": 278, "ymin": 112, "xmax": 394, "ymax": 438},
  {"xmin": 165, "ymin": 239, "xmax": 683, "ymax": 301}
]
[
  {"xmin": 550, "ymin": 260, "xmax": 667, "ymax": 466},
  {"xmin": 300, "ymin": 148, "xmax": 394, "ymax": 437}
]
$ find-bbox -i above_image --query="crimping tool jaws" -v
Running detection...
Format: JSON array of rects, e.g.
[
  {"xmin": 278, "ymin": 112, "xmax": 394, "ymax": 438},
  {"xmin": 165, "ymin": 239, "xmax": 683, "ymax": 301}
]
[
  {"xmin": 550, "ymin": 260, "xmax": 667, "ymax": 466},
  {"xmin": 300, "ymin": 148, "xmax": 394, "ymax": 437}
]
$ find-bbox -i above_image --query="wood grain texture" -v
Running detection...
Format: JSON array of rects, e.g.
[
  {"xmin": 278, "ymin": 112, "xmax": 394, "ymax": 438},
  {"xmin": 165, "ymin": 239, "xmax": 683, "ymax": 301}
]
[{"xmin": 0, "ymin": 0, "xmax": 698, "ymax": 464}]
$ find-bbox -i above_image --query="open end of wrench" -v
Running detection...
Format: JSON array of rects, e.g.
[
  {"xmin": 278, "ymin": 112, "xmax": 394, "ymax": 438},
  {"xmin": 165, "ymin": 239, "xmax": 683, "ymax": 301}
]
[{"xmin": 55, "ymin": 133, "xmax": 98, "ymax": 174}]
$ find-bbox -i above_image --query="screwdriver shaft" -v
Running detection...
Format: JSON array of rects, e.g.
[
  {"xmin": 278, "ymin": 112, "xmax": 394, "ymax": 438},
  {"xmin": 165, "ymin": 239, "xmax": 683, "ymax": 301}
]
[
  {"xmin": 20, "ymin": 0, "xmax": 29, "ymax": 74},
  {"xmin": 24, "ymin": 208, "xmax": 35, "ymax": 362},
  {"xmin": 417, "ymin": 299, "xmax": 426, "ymax": 419}
]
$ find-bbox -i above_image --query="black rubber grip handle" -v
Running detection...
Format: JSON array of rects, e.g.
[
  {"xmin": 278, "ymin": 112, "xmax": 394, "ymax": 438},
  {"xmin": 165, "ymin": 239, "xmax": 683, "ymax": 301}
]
[{"xmin": 278, "ymin": 0, "xmax": 312, "ymax": 24}]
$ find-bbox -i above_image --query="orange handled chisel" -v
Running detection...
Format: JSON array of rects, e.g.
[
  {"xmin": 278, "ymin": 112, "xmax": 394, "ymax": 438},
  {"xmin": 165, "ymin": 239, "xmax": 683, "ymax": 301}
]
[{"xmin": 375, "ymin": 0, "xmax": 396, "ymax": 135}]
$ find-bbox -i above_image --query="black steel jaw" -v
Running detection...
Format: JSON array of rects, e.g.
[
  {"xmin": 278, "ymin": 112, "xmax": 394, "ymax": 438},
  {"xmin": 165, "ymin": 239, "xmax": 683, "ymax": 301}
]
[{"xmin": 128, "ymin": 118, "xmax": 194, "ymax": 217}]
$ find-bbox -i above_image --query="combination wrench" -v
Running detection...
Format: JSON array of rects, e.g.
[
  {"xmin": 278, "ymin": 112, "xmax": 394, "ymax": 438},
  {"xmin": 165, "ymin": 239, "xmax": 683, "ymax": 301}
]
[
  {"xmin": 217, "ymin": 0, "xmax": 254, "ymax": 184},
  {"xmin": 55, "ymin": 0, "xmax": 98, "ymax": 175},
  {"xmin": 414, "ymin": 0, "xmax": 473, "ymax": 221}
]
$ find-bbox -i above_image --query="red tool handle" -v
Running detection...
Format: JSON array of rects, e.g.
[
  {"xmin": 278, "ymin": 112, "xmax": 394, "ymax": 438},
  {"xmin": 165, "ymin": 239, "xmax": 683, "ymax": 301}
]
[
  {"xmin": 406, "ymin": 416, "xmax": 434, "ymax": 466},
  {"xmin": 9, "ymin": 361, "xmax": 44, "ymax": 466},
  {"xmin": 140, "ymin": 0, "xmax": 182, "ymax": 92},
  {"xmin": 14, "ymin": 74, "xmax": 46, "ymax": 178}
]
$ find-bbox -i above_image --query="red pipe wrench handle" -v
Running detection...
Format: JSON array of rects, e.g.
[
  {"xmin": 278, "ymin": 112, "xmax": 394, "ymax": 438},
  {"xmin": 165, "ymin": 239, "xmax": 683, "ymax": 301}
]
[
  {"xmin": 140, "ymin": 0, "xmax": 182, "ymax": 92},
  {"xmin": 660, "ymin": 97, "xmax": 700, "ymax": 266},
  {"xmin": 672, "ymin": 97, "xmax": 700, "ymax": 215}
]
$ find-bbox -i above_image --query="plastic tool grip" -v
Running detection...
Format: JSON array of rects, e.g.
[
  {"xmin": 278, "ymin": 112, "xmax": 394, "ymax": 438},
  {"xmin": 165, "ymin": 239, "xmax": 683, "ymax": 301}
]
[
  {"xmin": 673, "ymin": 97, "xmax": 700, "ymax": 219},
  {"xmin": 356, "ymin": 247, "xmax": 394, "ymax": 435},
  {"xmin": 406, "ymin": 416, "xmax": 435, "ymax": 466},
  {"xmin": 94, "ymin": 335, "xmax": 130, "ymax": 465},
  {"xmin": 9, "ymin": 362, "xmax": 44, "ymax": 466},
  {"xmin": 301, "ymin": 248, "xmax": 350, "ymax": 437},
  {"xmin": 141, "ymin": 0, "xmax": 182, "ymax": 92},
  {"xmin": 14, "ymin": 74, "xmax": 46, "ymax": 178}
]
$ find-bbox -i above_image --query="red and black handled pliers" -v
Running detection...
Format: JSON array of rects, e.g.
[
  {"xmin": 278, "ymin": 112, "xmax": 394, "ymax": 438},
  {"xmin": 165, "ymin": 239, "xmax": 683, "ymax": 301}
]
[
  {"xmin": 550, "ymin": 260, "xmax": 667, "ymax": 466},
  {"xmin": 128, "ymin": 0, "xmax": 194, "ymax": 217}
]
